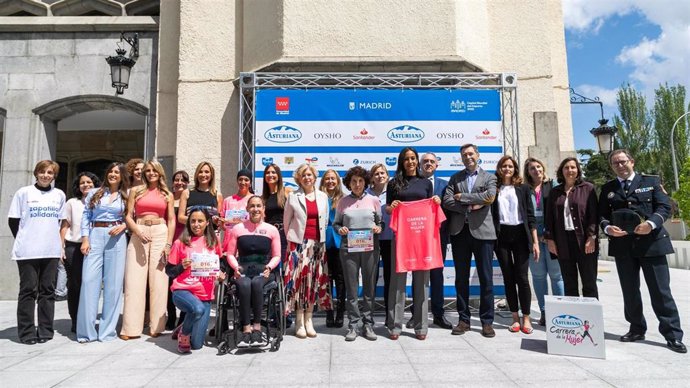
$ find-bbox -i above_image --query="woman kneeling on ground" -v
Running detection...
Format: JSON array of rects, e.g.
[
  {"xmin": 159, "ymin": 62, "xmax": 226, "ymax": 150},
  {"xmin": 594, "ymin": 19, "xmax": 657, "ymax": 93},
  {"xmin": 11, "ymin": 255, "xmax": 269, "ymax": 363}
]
[{"xmin": 166, "ymin": 207, "xmax": 225, "ymax": 353}]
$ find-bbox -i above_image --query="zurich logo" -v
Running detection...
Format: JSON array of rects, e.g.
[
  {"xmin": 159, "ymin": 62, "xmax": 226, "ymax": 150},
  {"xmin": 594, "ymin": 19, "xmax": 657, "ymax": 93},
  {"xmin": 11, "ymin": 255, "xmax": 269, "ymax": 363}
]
[
  {"xmin": 264, "ymin": 126, "xmax": 302, "ymax": 143},
  {"xmin": 353, "ymin": 159, "xmax": 360, "ymax": 165},
  {"xmin": 387, "ymin": 125, "xmax": 425, "ymax": 143},
  {"xmin": 551, "ymin": 314, "xmax": 583, "ymax": 328},
  {"xmin": 385, "ymin": 157, "xmax": 397, "ymax": 166},
  {"xmin": 261, "ymin": 157, "xmax": 273, "ymax": 166}
]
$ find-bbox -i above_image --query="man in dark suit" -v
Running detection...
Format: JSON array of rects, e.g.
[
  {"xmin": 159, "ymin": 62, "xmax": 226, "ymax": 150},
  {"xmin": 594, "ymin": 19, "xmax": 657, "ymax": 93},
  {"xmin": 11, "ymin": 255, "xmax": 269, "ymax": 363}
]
[
  {"xmin": 599, "ymin": 149, "xmax": 685, "ymax": 353},
  {"xmin": 406, "ymin": 153, "xmax": 452, "ymax": 329},
  {"xmin": 442, "ymin": 144, "xmax": 497, "ymax": 337}
]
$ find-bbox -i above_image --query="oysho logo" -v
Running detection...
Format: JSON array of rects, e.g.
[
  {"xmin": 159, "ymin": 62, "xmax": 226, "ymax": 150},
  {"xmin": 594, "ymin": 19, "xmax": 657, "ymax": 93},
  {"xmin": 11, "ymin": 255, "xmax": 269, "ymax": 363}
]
[
  {"xmin": 387, "ymin": 125, "xmax": 425, "ymax": 143},
  {"xmin": 552, "ymin": 315, "xmax": 583, "ymax": 329},
  {"xmin": 261, "ymin": 157, "xmax": 274, "ymax": 166},
  {"xmin": 436, "ymin": 132, "xmax": 465, "ymax": 140},
  {"xmin": 353, "ymin": 128, "xmax": 375, "ymax": 140},
  {"xmin": 385, "ymin": 157, "xmax": 397, "ymax": 166},
  {"xmin": 264, "ymin": 126, "xmax": 302, "ymax": 143},
  {"xmin": 314, "ymin": 132, "xmax": 342, "ymax": 140}
]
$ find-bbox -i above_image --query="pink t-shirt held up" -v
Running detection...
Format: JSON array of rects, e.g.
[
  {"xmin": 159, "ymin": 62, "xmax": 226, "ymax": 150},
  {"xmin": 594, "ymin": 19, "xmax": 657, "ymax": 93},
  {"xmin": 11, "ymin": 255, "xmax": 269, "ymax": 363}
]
[{"xmin": 390, "ymin": 198, "xmax": 446, "ymax": 272}]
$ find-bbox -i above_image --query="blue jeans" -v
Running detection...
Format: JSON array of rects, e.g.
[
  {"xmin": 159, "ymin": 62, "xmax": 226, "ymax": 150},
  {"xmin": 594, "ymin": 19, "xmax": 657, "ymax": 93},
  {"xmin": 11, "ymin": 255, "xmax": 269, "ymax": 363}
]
[
  {"xmin": 172, "ymin": 290, "xmax": 211, "ymax": 350},
  {"xmin": 528, "ymin": 241, "xmax": 564, "ymax": 313}
]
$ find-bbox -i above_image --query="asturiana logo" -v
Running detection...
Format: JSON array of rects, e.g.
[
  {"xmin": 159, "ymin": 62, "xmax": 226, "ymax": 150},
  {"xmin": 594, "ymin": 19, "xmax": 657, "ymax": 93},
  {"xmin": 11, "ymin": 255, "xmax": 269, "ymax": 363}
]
[
  {"xmin": 387, "ymin": 125, "xmax": 425, "ymax": 143},
  {"xmin": 264, "ymin": 126, "xmax": 302, "ymax": 143},
  {"xmin": 552, "ymin": 314, "xmax": 583, "ymax": 329}
]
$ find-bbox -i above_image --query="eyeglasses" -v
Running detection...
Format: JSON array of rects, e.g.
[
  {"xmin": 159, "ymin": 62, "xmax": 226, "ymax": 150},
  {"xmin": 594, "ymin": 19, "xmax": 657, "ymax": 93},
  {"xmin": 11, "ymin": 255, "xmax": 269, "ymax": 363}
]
[
  {"xmin": 422, "ymin": 160, "xmax": 436, "ymax": 165},
  {"xmin": 611, "ymin": 160, "xmax": 630, "ymax": 167}
]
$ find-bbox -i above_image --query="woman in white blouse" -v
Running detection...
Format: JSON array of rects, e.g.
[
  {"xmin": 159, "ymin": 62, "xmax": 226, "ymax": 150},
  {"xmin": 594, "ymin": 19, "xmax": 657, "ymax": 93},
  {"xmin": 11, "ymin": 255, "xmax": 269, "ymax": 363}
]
[{"xmin": 491, "ymin": 155, "xmax": 539, "ymax": 334}]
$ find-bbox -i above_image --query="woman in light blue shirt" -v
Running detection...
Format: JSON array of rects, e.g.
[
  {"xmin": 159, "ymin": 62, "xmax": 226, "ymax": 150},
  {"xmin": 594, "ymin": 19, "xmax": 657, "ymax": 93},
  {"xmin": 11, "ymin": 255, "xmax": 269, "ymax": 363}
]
[{"xmin": 77, "ymin": 162, "xmax": 129, "ymax": 342}]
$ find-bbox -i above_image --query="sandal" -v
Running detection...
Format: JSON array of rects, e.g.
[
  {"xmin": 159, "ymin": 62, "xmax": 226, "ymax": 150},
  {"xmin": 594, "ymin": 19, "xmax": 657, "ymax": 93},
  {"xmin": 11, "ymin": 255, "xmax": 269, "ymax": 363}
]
[
  {"xmin": 508, "ymin": 322, "xmax": 521, "ymax": 333},
  {"xmin": 521, "ymin": 325, "xmax": 533, "ymax": 334}
]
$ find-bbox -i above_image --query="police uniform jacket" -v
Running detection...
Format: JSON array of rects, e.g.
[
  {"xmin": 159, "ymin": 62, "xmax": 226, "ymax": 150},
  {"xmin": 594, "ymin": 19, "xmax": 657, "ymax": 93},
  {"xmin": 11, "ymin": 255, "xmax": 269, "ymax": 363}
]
[{"xmin": 598, "ymin": 173, "xmax": 673, "ymax": 258}]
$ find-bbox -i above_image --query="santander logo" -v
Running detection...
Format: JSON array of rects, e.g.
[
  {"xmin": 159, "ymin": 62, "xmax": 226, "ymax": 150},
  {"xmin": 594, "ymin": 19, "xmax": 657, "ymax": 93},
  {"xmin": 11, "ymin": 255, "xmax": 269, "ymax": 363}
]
[
  {"xmin": 354, "ymin": 128, "xmax": 375, "ymax": 140},
  {"xmin": 476, "ymin": 128, "xmax": 497, "ymax": 140}
]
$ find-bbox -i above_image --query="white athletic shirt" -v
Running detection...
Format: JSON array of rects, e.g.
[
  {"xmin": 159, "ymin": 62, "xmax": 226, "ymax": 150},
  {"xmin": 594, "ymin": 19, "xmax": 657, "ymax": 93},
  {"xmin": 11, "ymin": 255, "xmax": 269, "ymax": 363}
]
[
  {"xmin": 8, "ymin": 185, "xmax": 66, "ymax": 260},
  {"xmin": 63, "ymin": 197, "xmax": 85, "ymax": 243}
]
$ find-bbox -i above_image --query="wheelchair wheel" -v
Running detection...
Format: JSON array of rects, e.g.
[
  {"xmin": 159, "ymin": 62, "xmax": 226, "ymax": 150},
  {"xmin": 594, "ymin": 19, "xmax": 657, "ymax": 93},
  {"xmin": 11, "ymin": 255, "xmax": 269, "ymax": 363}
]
[
  {"xmin": 214, "ymin": 280, "xmax": 226, "ymax": 343},
  {"xmin": 277, "ymin": 277, "xmax": 287, "ymax": 337}
]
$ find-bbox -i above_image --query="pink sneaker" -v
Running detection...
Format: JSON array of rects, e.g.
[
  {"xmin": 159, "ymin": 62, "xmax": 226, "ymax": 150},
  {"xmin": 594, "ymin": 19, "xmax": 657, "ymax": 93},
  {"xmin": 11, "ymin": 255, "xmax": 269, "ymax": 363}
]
[
  {"xmin": 177, "ymin": 333, "xmax": 191, "ymax": 354},
  {"xmin": 171, "ymin": 324, "xmax": 182, "ymax": 340}
]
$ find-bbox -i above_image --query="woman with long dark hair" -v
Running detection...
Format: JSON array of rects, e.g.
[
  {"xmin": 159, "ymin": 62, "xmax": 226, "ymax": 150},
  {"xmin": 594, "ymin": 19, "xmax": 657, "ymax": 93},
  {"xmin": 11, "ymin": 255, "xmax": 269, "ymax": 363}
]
[
  {"xmin": 167, "ymin": 170, "xmax": 189, "ymax": 330},
  {"xmin": 544, "ymin": 157, "xmax": 599, "ymax": 298},
  {"xmin": 8, "ymin": 160, "xmax": 66, "ymax": 344},
  {"xmin": 492, "ymin": 155, "xmax": 538, "ymax": 334},
  {"xmin": 319, "ymin": 169, "xmax": 345, "ymax": 328},
  {"xmin": 386, "ymin": 147, "xmax": 440, "ymax": 340},
  {"xmin": 77, "ymin": 162, "xmax": 129, "ymax": 343},
  {"xmin": 60, "ymin": 171, "xmax": 100, "ymax": 333},
  {"xmin": 261, "ymin": 163, "xmax": 292, "ymax": 261}
]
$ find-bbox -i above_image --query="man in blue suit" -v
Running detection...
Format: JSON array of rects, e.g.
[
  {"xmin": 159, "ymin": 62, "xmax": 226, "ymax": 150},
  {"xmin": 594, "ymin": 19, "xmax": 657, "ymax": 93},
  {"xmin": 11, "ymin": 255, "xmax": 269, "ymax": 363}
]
[{"xmin": 406, "ymin": 153, "xmax": 452, "ymax": 329}]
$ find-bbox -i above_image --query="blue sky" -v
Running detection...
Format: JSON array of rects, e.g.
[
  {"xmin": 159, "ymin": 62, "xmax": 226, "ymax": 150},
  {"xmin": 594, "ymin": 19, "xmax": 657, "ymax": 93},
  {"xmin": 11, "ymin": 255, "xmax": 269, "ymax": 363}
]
[{"xmin": 562, "ymin": 0, "xmax": 690, "ymax": 152}]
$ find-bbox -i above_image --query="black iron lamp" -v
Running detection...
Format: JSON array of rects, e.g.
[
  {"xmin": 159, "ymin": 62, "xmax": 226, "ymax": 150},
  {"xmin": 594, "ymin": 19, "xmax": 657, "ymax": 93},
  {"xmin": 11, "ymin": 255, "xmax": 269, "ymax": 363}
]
[
  {"xmin": 106, "ymin": 32, "xmax": 139, "ymax": 95},
  {"xmin": 590, "ymin": 118, "xmax": 617, "ymax": 155},
  {"xmin": 570, "ymin": 87, "xmax": 619, "ymax": 155}
]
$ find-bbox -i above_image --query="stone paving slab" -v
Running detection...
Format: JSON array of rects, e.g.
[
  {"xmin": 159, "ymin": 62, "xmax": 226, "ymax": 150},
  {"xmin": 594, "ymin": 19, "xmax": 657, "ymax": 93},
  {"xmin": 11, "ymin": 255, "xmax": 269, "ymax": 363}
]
[{"xmin": 0, "ymin": 260, "xmax": 688, "ymax": 387}]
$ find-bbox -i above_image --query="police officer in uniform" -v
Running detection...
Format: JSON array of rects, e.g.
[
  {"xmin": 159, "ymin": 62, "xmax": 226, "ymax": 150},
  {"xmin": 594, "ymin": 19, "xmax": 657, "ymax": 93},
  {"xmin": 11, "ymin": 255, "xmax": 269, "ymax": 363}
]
[{"xmin": 598, "ymin": 149, "xmax": 685, "ymax": 353}]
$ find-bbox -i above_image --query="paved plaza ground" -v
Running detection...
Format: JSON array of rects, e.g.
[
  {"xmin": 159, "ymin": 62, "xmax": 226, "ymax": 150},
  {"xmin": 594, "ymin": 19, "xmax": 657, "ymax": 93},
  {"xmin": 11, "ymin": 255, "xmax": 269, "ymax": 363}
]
[{"xmin": 0, "ymin": 259, "xmax": 688, "ymax": 387}]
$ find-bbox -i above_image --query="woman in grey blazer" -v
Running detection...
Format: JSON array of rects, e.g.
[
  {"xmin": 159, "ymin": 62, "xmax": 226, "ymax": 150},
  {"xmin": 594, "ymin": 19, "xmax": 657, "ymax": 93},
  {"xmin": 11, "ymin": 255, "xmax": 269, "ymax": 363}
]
[{"xmin": 283, "ymin": 163, "xmax": 332, "ymax": 338}]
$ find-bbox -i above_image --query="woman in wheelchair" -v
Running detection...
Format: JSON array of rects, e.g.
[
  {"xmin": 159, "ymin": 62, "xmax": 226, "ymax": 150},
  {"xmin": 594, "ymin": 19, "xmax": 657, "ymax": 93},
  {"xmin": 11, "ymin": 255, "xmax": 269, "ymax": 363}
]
[
  {"xmin": 166, "ymin": 207, "xmax": 224, "ymax": 353},
  {"xmin": 225, "ymin": 196, "xmax": 282, "ymax": 347}
]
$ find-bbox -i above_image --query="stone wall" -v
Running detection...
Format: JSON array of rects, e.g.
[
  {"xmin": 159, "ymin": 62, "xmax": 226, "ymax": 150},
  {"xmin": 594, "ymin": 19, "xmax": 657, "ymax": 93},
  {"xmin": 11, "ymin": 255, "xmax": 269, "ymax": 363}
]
[{"xmin": 0, "ymin": 29, "xmax": 157, "ymax": 298}]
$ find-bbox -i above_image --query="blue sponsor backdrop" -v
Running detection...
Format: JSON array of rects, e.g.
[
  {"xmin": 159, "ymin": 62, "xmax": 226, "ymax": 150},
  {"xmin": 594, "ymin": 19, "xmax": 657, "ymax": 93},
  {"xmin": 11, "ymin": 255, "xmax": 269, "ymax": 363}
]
[{"xmin": 255, "ymin": 88, "xmax": 505, "ymax": 297}]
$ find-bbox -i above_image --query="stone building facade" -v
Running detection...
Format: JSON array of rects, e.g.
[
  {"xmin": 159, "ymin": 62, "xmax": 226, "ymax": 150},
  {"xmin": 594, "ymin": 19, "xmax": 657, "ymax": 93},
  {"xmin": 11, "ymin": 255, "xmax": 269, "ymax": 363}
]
[{"xmin": 0, "ymin": 0, "xmax": 573, "ymax": 298}]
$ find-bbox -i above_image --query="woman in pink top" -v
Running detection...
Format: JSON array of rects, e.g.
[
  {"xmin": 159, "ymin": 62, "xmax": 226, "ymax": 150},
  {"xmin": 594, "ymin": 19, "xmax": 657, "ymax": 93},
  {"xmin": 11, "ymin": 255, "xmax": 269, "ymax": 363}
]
[
  {"xmin": 166, "ymin": 207, "xmax": 225, "ymax": 353},
  {"xmin": 120, "ymin": 160, "xmax": 176, "ymax": 339},
  {"xmin": 221, "ymin": 169, "xmax": 253, "ymax": 252},
  {"xmin": 225, "ymin": 196, "xmax": 282, "ymax": 347}
]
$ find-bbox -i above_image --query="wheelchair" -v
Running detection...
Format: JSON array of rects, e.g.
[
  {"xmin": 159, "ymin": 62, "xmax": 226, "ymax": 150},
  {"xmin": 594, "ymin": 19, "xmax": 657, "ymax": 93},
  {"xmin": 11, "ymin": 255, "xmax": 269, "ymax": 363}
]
[{"xmin": 214, "ymin": 268, "xmax": 286, "ymax": 354}]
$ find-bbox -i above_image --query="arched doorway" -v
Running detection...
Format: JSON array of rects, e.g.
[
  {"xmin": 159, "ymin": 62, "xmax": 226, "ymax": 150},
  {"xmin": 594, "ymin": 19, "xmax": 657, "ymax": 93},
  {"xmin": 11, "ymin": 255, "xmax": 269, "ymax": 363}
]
[{"xmin": 33, "ymin": 95, "xmax": 148, "ymax": 195}]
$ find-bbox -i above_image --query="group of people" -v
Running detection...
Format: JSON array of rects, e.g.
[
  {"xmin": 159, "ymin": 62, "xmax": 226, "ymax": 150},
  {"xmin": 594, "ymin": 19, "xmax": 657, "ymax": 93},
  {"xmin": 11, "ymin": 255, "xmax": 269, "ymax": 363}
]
[{"xmin": 7, "ymin": 145, "xmax": 685, "ymax": 354}]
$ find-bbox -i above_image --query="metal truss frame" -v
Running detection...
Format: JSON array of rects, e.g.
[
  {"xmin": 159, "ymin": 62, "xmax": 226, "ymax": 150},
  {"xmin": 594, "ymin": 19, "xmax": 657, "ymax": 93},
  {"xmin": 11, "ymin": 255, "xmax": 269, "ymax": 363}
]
[{"xmin": 238, "ymin": 72, "xmax": 519, "ymax": 172}]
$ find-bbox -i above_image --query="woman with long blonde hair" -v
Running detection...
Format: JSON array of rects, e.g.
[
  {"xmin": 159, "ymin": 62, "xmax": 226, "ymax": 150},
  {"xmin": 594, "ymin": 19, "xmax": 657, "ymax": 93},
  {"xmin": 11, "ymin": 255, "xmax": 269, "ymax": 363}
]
[
  {"xmin": 120, "ymin": 160, "xmax": 176, "ymax": 339},
  {"xmin": 319, "ymin": 169, "xmax": 345, "ymax": 328}
]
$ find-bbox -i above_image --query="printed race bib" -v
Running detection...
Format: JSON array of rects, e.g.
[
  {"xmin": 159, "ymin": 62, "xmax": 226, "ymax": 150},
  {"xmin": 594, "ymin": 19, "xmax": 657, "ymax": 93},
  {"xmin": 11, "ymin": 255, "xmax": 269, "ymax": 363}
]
[
  {"xmin": 190, "ymin": 252, "xmax": 220, "ymax": 277},
  {"xmin": 347, "ymin": 229, "xmax": 374, "ymax": 252},
  {"xmin": 224, "ymin": 209, "xmax": 248, "ymax": 222}
]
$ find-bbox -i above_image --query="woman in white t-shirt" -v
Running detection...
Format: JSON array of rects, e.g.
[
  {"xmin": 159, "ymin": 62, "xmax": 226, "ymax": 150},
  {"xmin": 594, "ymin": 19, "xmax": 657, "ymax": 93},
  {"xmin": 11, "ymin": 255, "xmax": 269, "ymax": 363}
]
[
  {"xmin": 59, "ymin": 172, "xmax": 100, "ymax": 333},
  {"xmin": 8, "ymin": 160, "xmax": 66, "ymax": 345}
]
